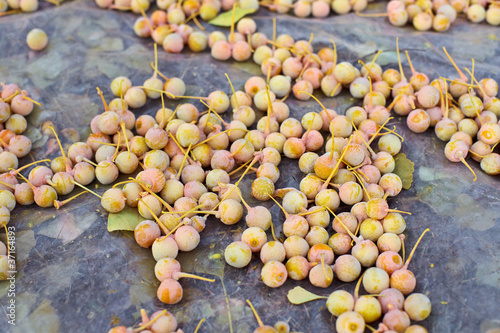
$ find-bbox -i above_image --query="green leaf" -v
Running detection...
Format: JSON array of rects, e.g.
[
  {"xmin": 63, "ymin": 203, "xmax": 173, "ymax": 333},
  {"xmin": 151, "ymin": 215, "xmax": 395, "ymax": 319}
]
[
  {"xmin": 208, "ymin": 8, "xmax": 257, "ymax": 27},
  {"xmin": 393, "ymin": 153, "xmax": 415, "ymax": 190},
  {"xmin": 107, "ymin": 205, "xmax": 143, "ymax": 232},
  {"xmin": 287, "ymin": 286, "xmax": 325, "ymax": 305}
]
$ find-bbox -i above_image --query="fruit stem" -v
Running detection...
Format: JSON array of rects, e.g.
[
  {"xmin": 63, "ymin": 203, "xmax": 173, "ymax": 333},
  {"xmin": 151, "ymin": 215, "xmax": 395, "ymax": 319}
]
[
  {"xmin": 71, "ymin": 180, "xmax": 102, "ymax": 199},
  {"xmin": 298, "ymin": 206, "xmax": 325, "ymax": 216},
  {"xmin": 303, "ymin": 112, "xmax": 316, "ymax": 139},
  {"xmin": 139, "ymin": 198, "xmax": 169, "ymax": 234},
  {"xmin": 109, "ymin": 131, "xmax": 121, "ymax": 162},
  {"xmin": 175, "ymin": 204, "xmax": 204, "ymax": 220},
  {"xmin": 329, "ymin": 39, "xmax": 337, "ymax": 69},
  {"xmin": 119, "ymin": 79, "xmax": 126, "ymax": 112},
  {"xmin": 322, "ymin": 136, "xmax": 353, "ymax": 190},
  {"xmin": 387, "ymin": 209, "xmax": 411, "ymax": 215},
  {"xmin": 0, "ymin": 137, "xmax": 8, "ymax": 148},
  {"xmin": 194, "ymin": 318, "xmax": 206, "ymax": 333},
  {"xmin": 404, "ymin": 228, "xmax": 430, "ymax": 269},
  {"xmin": 437, "ymin": 80, "xmax": 447, "ymax": 118},
  {"xmin": 351, "ymin": 119, "xmax": 377, "ymax": 157},
  {"xmin": 120, "ymin": 122, "xmax": 131, "ymax": 157},
  {"xmin": 164, "ymin": 220, "xmax": 189, "ymax": 238},
  {"xmin": 153, "ymin": 43, "xmax": 159, "ymax": 79},
  {"xmin": 267, "ymin": 193, "xmax": 289, "ymax": 219},
  {"xmin": 153, "ymin": 65, "xmax": 170, "ymax": 81},
  {"xmin": 229, "ymin": 137, "xmax": 252, "ymax": 158},
  {"xmin": 404, "ymin": 50, "xmax": 417, "ymax": 77},
  {"xmin": 236, "ymin": 191, "xmax": 251, "ymax": 210},
  {"xmin": 468, "ymin": 150, "xmax": 485, "ymax": 158},
  {"xmin": 369, "ymin": 50, "xmax": 382, "ymax": 67},
  {"xmin": 352, "ymin": 169, "xmax": 371, "ymax": 201},
  {"xmin": 133, "ymin": 310, "xmax": 166, "ymax": 332},
  {"xmin": 22, "ymin": 95, "xmax": 41, "ymax": 106},
  {"xmin": 324, "ymin": 205, "xmax": 359, "ymax": 243},
  {"xmin": 320, "ymin": 255, "xmax": 331, "ymax": 283},
  {"xmin": 272, "ymin": 18, "xmax": 277, "ymax": 51},
  {"xmin": 175, "ymin": 271, "xmax": 216, "ymax": 282},
  {"xmin": 190, "ymin": 13, "xmax": 205, "ymax": 31},
  {"xmin": 12, "ymin": 171, "xmax": 35, "ymax": 191},
  {"xmin": 193, "ymin": 129, "xmax": 231, "ymax": 149},
  {"xmin": 0, "ymin": 9, "xmax": 22, "ymax": 17},
  {"xmin": 54, "ymin": 190, "xmax": 88, "ymax": 210},
  {"xmin": 225, "ymin": 73, "xmax": 239, "ymax": 109},
  {"xmin": 0, "ymin": 180, "xmax": 15, "ymax": 190},
  {"xmin": 246, "ymin": 299, "xmax": 264, "ymax": 327},
  {"xmin": 442, "ymin": 47, "xmax": 468, "ymax": 82},
  {"xmin": 96, "ymin": 87, "xmax": 109, "ymax": 112},
  {"xmin": 168, "ymin": 132, "xmax": 195, "ymax": 164},
  {"xmin": 229, "ymin": 3, "xmax": 236, "ymax": 44},
  {"xmin": 349, "ymin": 164, "xmax": 367, "ymax": 179},
  {"xmin": 365, "ymin": 324, "xmax": 377, "ymax": 332},
  {"xmin": 138, "ymin": 4, "xmax": 154, "ymax": 34},
  {"xmin": 491, "ymin": 141, "xmax": 500, "ymax": 153},
  {"xmin": 1, "ymin": 90, "xmax": 19, "ymax": 103},
  {"xmin": 204, "ymin": 105, "xmax": 228, "ymax": 127},
  {"xmin": 464, "ymin": 67, "xmax": 487, "ymax": 100},
  {"xmin": 396, "ymin": 38, "xmax": 406, "ymax": 82},
  {"xmin": 228, "ymin": 159, "xmax": 253, "ymax": 177},
  {"xmin": 176, "ymin": 142, "xmax": 192, "ymax": 176},
  {"xmin": 79, "ymin": 156, "xmax": 98, "ymax": 167},
  {"xmin": 89, "ymin": 140, "xmax": 117, "ymax": 147},
  {"xmin": 48, "ymin": 126, "xmax": 71, "ymax": 172},
  {"xmin": 303, "ymin": 33, "xmax": 314, "ymax": 57},
  {"xmin": 140, "ymin": 309, "xmax": 149, "ymax": 326},
  {"xmin": 355, "ymin": 11, "xmax": 388, "ymax": 17},
  {"xmin": 13, "ymin": 159, "xmax": 51, "ymax": 174},
  {"xmin": 459, "ymin": 156, "xmax": 477, "ymax": 182},
  {"xmin": 354, "ymin": 271, "xmax": 365, "ymax": 300},
  {"xmin": 329, "ymin": 82, "xmax": 341, "ymax": 97},
  {"xmin": 297, "ymin": 91, "xmax": 326, "ymax": 113},
  {"xmin": 358, "ymin": 60, "xmax": 380, "ymax": 81},
  {"xmin": 269, "ymin": 217, "xmax": 277, "ymax": 242},
  {"xmin": 133, "ymin": 178, "xmax": 175, "ymax": 212},
  {"xmin": 399, "ymin": 234, "xmax": 406, "ymax": 263},
  {"xmin": 265, "ymin": 86, "xmax": 274, "ymax": 137},
  {"xmin": 112, "ymin": 179, "xmax": 140, "ymax": 188},
  {"xmin": 211, "ymin": 156, "xmax": 258, "ymax": 215},
  {"xmin": 367, "ymin": 117, "xmax": 394, "ymax": 145}
]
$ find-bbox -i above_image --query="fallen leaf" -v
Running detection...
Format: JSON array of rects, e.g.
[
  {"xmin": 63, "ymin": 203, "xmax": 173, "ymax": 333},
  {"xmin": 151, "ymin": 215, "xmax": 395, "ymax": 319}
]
[
  {"xmin": 209, "ymin": 8, "xmax": 256, "ymax": 27},
  {"xmin": 393, "ymin": 153, "xmax": 414, "ymax": 190},
  {"xmin": 37, "ymin": 211, "xmax": 96, "ymax": 244},
  {"xmin": 107, "ymin": 205, "xmax": 143, "ymax": 232},
  {"xmin": 287, "ymin": 286, "xmax": 325, "ymax": 305}
]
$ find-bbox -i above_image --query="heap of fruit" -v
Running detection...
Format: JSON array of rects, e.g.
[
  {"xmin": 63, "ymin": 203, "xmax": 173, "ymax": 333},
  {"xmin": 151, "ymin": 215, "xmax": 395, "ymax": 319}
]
[
  {"xmin": 5, "ymin": 31, "xmax": 500, "ymax": 331},
  {"xmin": 365, "ymin": 0, "xmax": 500, "ymax": 30},
  {"xmin": 0, "ymin": 0, "xmax": 62, "ymax": 15}
]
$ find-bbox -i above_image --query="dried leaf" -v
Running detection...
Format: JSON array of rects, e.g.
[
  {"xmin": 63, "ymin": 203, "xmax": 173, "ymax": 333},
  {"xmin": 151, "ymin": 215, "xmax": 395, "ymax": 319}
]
[
  {"xmin": 393, "ymin": 153, "xmax": 415, "ymax": 190},
  {"xmin": 37, "ymin": 211, "xmax": 96, "ymax": 244},
  {"xmin": 208, "ymin": 8, "xmax": 256, "ymax": 27},
  {"xmin": 107, "ymin": 205, "xmax": 143, "ymax": 232},
  {"xmin": 287, "ymin": 286, "xmax": 325, "ymax": 305}
]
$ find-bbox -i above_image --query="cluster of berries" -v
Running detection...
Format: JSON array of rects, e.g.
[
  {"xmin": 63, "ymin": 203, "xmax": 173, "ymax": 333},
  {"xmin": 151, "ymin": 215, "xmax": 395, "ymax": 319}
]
[
  {"xmin": 0, "ymin": 0, "xmax": 60, "ymax": 16},
  {"xmin": 367, "ymin": 0, "xmax": 500, "ymax": 30}
]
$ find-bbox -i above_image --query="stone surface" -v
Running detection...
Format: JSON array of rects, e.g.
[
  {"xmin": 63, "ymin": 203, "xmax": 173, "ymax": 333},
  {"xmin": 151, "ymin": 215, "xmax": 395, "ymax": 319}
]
[{"xmin": 0, "ymin": 1, "xmax": 499, "ymax": 332}]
